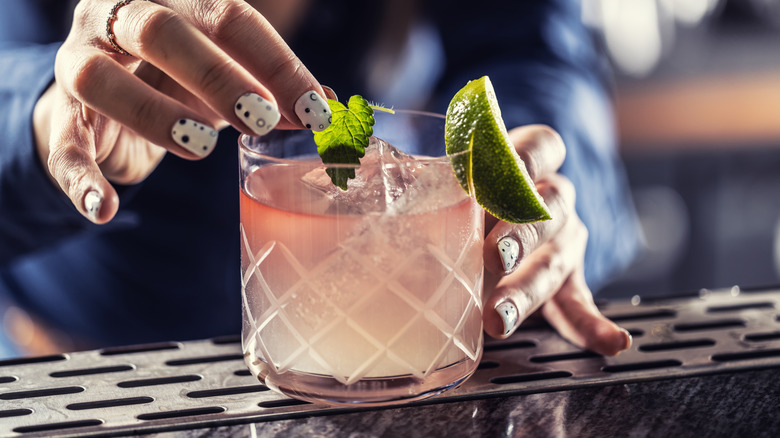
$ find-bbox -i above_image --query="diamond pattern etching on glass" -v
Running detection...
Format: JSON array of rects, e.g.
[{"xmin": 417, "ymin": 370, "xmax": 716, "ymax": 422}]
[{"xmin": 242, "ymin": 198, "xmax": 482, "ymax": 386}]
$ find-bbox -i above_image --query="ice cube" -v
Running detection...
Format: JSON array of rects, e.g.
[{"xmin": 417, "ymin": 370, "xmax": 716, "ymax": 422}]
[
  {"xmin": 387, "ymin": 159, "xmax": 466, "ymax": 215},
  {"xmin": 301, "ymin": 137, "xmax": 424, "ymax": 214}
]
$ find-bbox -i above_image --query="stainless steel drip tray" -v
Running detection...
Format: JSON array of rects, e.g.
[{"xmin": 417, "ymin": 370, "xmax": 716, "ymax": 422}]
[{"xmin": 2, "ymin": 286, "xmax": 780, "ymax": 437}]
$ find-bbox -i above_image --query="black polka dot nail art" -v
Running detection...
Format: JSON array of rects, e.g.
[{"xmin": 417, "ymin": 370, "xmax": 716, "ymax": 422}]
[
  {"xmin": 235, "ymin": 93, "xmax": 280, "ymax": 136},
  {"xmin": 171, "ymin": 118, "xmax": 218, "ymax": 158},
  {"xmin": 498, "ymin": 236, "xmax": 520, "ymax": 272},
  {"xmin": 295, "ymin": 90, "xmax": 331, "ymax": 132},
  {"xmin": 496, "ymin": 301, "xmax": 518, "ymax": 336}
]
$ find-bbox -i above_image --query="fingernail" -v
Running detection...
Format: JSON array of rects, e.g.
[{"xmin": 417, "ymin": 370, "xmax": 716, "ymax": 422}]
[
  {"xmin": 235, "ymin": 93, "xmax": 281, "ymax": 136},
  {"xmin": 496, "ymin": 301, "xmax": 518, "ymax": 336},
  {"xmin": 84, "ymin": 190, "xmax": 102, "ymax": 222},
  {"xmin": 322, "ymin": 85, "xmax": 338, "ymax": 102},
  {"xmin": 295, "ymin": 90, "xmax": 331, "ymax": 131},
  {"xmin": 171, "ymin": 119, "xmax": 218, "ymax": 157},
  {"xmin": 498, "ymin": 236, "xmax": 520, "ymax": 272},
  {"xmin": 618, "ymin": 327, "xmax": 632, "ymax": 351}
]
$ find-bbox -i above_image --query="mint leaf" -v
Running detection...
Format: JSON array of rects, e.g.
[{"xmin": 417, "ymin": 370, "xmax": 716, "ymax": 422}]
[{"xmin": 313, "ymin": 95, "xmax": 375, "ymax": 190}]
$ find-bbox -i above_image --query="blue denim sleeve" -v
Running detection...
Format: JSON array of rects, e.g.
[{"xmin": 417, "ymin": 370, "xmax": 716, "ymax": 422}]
[
  {"xmin": 426, "ymin": 0, "xmax": 641, "ymax": 291},
  {"xmin": 0, "ymin": 42, "xmax": 92, "ymax": 264}
]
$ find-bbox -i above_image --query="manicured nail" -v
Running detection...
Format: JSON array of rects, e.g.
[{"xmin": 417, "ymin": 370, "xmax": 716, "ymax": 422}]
[
  {"xmin": 322, "ymin": 85, "xmax": 338, "ymax": 102},
  {"xmin": 498, "ymin": 236, "xmax": 520, "ymax": 272},
  {"xmin": 295, "ymin": 90, "xmax": 331, "ymax": 131},
  {"xmin": 235, "ymin": 93, "xmax": 280, "ymax": 136},
  {"xmin": 496, "ymin": 301, "xmax": 518, "ymax": 336},
  {"xmin": 618, "ymin": 327, "xmax": 632, "ymax": 351},
  {"xmin": 84, "ymin": 190, "xmax": 102, "ymax": 222},
  {"xmin": 171, "ymin": 119, "xmax": 218, "ymax": 157}
]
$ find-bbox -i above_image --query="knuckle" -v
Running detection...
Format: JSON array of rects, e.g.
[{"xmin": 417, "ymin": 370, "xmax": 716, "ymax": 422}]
[
  {"xmin": 540, "ymin": 177, "xmax": 562, "ymax": 203},
  {"xmin": 70, "ymin": 53, "xmax": 109, "ymax": 101},
  {"xmin": 47, "ymin": 145, "xmax": 88, "ymax": 196},
  {"xmin": 130, "ymin": 95, "xmax": 165, "ymax": 129},
  {"xmin": 267, "ymin": 52, "xmax": 306, "ymax": 88},
  {"xmin": 198, "ymin": 0, "xmax": 255, "ymax": 41},
  {"xmin": 71, "ymin": 1, "xmax": 92, "ymax": 31},
  {"xmin": 196, "ymin": 59, "xmax": 236, "ymax": 97},
  {"xmin": 516, "ymin": 224, "xmax": 541, "ymax": 258},
  {"xmin": 132, "ymin": 8, "xmax": 181, "ymax": 56},
  {"xmin": 543, "ymin": 174, "xmax": 576, "ymax": 211},
  {"xmin": 532, "ymin": 252, "xmax": 556, "ymax": 275}
]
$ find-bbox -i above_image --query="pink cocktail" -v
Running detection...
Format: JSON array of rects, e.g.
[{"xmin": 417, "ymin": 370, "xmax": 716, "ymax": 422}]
[{"xmin": 239, "ymin": 111, "xmax": 484, "ymax": 406}]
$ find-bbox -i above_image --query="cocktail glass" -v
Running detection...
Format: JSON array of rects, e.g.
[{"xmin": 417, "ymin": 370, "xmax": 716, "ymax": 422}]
[{"xmin": 238, "ymin": 110, "xmax": 484, "ymax": 406}]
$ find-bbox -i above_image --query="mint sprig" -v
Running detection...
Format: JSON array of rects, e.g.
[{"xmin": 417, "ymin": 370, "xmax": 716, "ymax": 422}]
[{"xmin": 313, "ymin": 95, "xmax": 375, "ymax": 190}]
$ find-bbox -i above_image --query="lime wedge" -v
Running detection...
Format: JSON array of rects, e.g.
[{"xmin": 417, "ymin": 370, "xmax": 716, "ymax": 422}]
[{"xmin": 445, "ymin": 76, "xmax": 551, "ymax": 224}]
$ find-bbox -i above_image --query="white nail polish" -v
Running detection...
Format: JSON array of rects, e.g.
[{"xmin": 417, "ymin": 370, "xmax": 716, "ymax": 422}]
[
  {"xmin": 295, "ymin": 90, "xmax": 331, "ymax": 131},
  {"xmin": 84, "ymin": 191, "xmax": 102, "ymax": 222},
  {"xmin": 235, "ymin": 93, "xmax": 280, "ymax": 136},
  {"xmin": 496, "ymin": 301, "xmax": 518, "ymax": 336},
  {"xmin": 171, "ymin": 119, "xmax": 218, "ymax": 157},
  {"xmin": 498, "ymin": 236, "xmax": 520, "ymax": 272}
]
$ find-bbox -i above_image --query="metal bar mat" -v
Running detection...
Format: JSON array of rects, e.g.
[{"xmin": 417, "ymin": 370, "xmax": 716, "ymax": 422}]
[{"xmin": 2, "ymin": 286, "xmax": 780, "ymax": 437}]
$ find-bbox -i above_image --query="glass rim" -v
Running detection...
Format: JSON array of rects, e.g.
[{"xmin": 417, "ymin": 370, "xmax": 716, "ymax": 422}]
[{"xmin": 238, "ymin": 109, "xmax": 469, "ymax": 166}]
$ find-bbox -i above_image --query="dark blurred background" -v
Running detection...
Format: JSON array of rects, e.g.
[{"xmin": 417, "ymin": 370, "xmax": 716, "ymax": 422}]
[{"xmin": 588, "ymin": 0, "xmax": 780, "ymax": 298}]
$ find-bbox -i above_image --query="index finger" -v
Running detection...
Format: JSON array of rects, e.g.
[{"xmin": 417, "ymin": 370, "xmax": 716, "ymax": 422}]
[
  {"xmin": 165, "ymin": 0, "xmax": 333, "ymax": 131},
  {"xmin": 509, "ymin": 125, "xmax": 566, "ymax": 181}
]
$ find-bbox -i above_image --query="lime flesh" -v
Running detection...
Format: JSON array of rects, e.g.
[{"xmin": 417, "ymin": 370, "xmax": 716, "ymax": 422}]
[{"xmin": 445, "ymin": 76, "xmax": 551, "ymax": 224}]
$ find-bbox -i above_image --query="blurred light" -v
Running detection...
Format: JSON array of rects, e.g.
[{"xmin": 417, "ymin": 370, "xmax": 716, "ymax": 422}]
[
  {"xmin": 601, "ymin": 0, "xmax": 665, "ymax": 76},
  {"xmin": 630, "ymin": 186, "xmax": 689, "ymax": 279},
  {"xmin": 670, "ymin": 0, "xmax": 720, "ymax": 26},
  {"xmin": 582, "ymin": 0, "xmax": 721, "ymax": 77}
]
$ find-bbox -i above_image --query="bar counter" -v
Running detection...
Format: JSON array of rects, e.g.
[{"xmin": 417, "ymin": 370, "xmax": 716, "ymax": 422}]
[{"xmin": 2, "ymin": 286, "xmax": 779, "ymax": 437}]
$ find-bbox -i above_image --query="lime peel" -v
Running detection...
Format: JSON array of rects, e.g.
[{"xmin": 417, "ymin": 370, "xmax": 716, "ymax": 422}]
[{"xmin": 445, "ymin": 76, "xmax": 551, "ymax": 224}]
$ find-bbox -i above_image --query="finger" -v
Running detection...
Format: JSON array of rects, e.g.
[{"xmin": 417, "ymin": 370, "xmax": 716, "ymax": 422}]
[
  {"xmin": 132, "ymin": 61, "xmax": 230, "ymax": 131},
  {"xmin": 541, "ymin": 269, "xmax": 632, "ymax": 356},
  {"xmin": 47, "ymin": 100, "xmax": 120, "ymax": 224},
  {"xmin": 158, "ymin": 0, "xmax": 333, "ymax": 131},
  {"xmin": 483, "ymin": 215, "xmax": 589, "ymax": 339},
  {"xmin": 484, "ymin": 174, "xmax": 576, "ymax": 275},
  {"xmin": 508, "ymin": 125, "xmax": 566, "ymax": 181},
  {"xmin": 58, "ymin": 48, "xmax": 219, "ymax": 159},
  {"xmin": 102, "ymin": 0, "xmax": 283, "ymax": 136}
]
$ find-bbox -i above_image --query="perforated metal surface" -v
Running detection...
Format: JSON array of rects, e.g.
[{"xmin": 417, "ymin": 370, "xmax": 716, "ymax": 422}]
[{"xmin": 1, "ymin": 286, "xmax": 779, "ymax": 437}]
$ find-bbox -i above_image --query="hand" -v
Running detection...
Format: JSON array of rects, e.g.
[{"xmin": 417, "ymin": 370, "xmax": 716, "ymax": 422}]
[
  {"xmin": 481, "ymin": 125, "xmax": 631, "ymax": 356},
  {"xmin": 33, "ymin": 0, "xmax": 333, "ymax": 224}
]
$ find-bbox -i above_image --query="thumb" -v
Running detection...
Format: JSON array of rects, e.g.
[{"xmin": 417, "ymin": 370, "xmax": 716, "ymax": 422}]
[{"xmin": 46, "ymin": 104, "xmax": 119, "ymax": 224}]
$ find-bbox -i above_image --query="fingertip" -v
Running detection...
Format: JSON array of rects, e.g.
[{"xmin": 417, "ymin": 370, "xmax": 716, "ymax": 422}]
[
  {"xmin": 483, "ymin": 274, "xmax": 509, "ymax": 339},
  {"xmin": 617, "ymin": 327, "xmax": 633, "ymax": 353},
  {"xmin": 589, "ymin": 320, "xmax": 632, "ymax": 357},
  {"xmin": 82, "ymin": 186, "xmax": 119, "ymax": 224},
  {"xmin": 483, "ymin": 221, "xmax": 519, "ymax": 275},
  {"xmin": 170, "ymin": 118, "xmax": 219, "ymax": 157},
  {"xmin": 294, "ymin": 89, "xmax": 331, "ymax": 131},
  {"xmin": 508, "ymin": 124, "xmax": 566, "ymax": 180},
  {"xmin": 322, "ymin": 85, "xmax": 338, "ymax": 102},
  {"xmin": 484, "ymin": 301, "xmax": 518, "ymax": 339}
]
